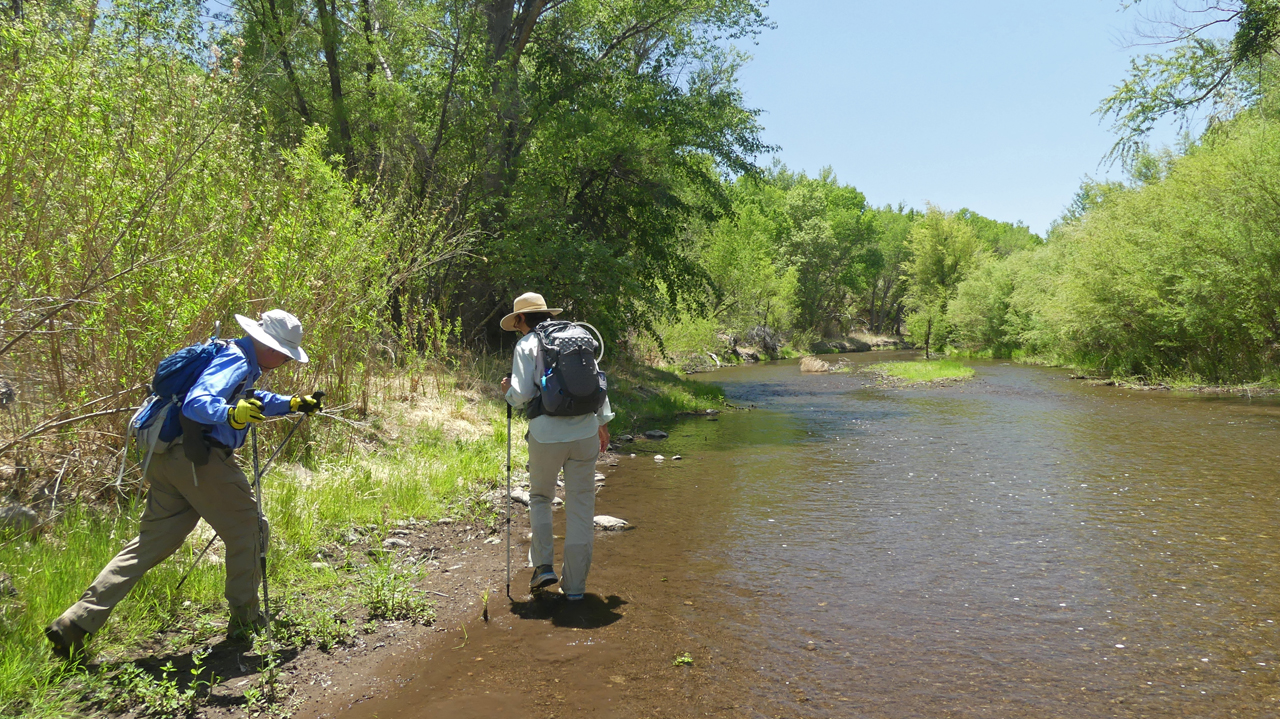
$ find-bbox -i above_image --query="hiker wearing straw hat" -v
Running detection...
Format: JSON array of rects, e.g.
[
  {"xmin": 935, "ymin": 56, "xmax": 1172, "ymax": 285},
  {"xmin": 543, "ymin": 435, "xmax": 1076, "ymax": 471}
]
[
  {"xmin": 45, "ymin": 310, "xmax": 323, "ymax": 658},
  {"xmin": 500, "ymin": 293, "xmax": 613, "ymax": 600}
]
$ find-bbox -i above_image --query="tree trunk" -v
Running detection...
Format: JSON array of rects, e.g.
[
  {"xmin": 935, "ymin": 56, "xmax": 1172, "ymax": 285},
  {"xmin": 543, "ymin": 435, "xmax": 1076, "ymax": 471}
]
[
  {"xmin": 924, "ymin": 317, "xmax": 932, "ymax": 360},
  {"xmin": 315, "ymin": 0, "xmax": 353, "ymax": 176},
  {"xmin": 265, "ymin": 0, "xmax": 312, "ymax": 123}
]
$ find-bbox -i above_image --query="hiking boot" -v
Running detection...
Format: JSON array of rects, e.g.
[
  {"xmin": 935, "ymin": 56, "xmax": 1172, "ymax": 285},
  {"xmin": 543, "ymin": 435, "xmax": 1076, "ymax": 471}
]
[
  {"xmin": 227, "ymin": 614, "xmax": 268, "ymax": 643},
  {"xmin": 45, "ymin": 616, "xmax": 90, "ymax": 660},
  {"xmin": 565, "ymin": 593, "xmax": 584, "ymax": 602},
  {"xmin": 530, "ymin": 565, "xmax": 558, "ymax": 591}
]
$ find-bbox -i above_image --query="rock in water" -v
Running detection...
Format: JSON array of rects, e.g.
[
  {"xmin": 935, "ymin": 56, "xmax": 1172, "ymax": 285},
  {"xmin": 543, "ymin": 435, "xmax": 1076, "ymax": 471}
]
[
  {"xmin": 643, "ymin": 429, "xmax": 668, "ymax": 440},
  {"xmin": 654, "ymin": 455, "xmax": 665, "ymax": 462},
  {"xmin": 0, "ymin": 505, "xmax": 36, "ymax": 536},
  {"xmin": 594, "ymin": 515, "xmax": 630, "ymax": 531},
  {"xmin": 799, "ymin": 356, "xmax": 831, "ymax": 373}
]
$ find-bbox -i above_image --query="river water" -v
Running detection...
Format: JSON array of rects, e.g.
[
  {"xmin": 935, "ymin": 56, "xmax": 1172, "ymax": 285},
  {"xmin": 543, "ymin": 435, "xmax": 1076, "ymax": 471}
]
[{"xmin": 330, "ymin": 352, "xmax": 1280, "ymax": 718}]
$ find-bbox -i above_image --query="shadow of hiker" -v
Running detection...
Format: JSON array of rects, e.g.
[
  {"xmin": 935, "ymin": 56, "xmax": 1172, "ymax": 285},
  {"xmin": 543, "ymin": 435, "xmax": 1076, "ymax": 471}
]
[{"xmin": 509, "ymin": 593, "xmax": 627, "ymax": 629}]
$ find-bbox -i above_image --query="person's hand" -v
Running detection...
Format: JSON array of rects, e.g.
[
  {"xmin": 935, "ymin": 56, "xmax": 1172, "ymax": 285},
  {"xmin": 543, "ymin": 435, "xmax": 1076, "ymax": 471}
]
[
  {"xmin": 598, "ymin": 424, "xmax": 610, "ymax": 454},
  {"xmin": 228, "ymin": 398, "xmax": 265, "ymax": 429},
  {"xmin": 500, "ymin": 375, "xmax": 511, "ymax": 393},
  {"xmin": 290, "ymin": 392, "xmax": 324, "ymax": 414}
]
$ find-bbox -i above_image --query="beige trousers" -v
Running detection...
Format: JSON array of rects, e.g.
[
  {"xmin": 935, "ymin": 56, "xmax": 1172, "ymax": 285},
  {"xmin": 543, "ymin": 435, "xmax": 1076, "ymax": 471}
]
[
  {"xmin": 62, "ymin": 444, "xmax": 267, "ymax": 633},
  {"xmin": 528, "ymin": 434, "xmax": 599, "ymax": 595}
]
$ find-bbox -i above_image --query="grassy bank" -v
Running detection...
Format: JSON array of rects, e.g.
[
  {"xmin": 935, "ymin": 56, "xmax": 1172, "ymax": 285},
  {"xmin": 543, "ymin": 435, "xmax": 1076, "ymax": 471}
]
[
  {"xmin": 865, "ymin": 359, "xmax": 974, "ymax": 385},
  {"xmin": 0, "ymin": 362, "xmax": 723, "ymax": 717}
]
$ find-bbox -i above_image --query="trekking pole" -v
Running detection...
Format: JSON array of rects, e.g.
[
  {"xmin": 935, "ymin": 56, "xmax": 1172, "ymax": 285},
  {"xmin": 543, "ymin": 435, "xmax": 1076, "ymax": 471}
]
[
  {"xmin": 174, "ymin": 392, "xmax": 325, "ymax": 599},
  {"xmin": 252, "ymin": 423, "xmax": 270, "ymax": 635},
  {"xmin": 505, "ymin": 401, "xmax": 513, "ymax": 601}
]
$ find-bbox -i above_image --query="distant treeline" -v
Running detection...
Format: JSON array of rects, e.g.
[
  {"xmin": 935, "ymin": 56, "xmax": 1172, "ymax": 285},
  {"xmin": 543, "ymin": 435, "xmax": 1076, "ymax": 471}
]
[{"xmin": 647, "ymin": 164, "xmax": 1039, "ymax": 360}]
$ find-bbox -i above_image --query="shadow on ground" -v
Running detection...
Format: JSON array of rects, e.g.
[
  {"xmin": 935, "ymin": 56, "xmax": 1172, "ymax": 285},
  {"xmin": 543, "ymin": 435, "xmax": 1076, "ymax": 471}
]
[{"xmin": 508, "ymin": 593, "xmax": 627, "ymax": 629}]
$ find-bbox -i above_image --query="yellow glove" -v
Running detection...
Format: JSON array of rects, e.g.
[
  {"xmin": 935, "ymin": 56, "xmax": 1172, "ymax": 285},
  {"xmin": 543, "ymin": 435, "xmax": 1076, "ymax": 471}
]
[
  {"xmin": 228, "ymin": 398, "xmax": 265, "ymax": 429},
  {"xmin": 289, "ymin": 391, "xmax": 324, "ymax": 414}
]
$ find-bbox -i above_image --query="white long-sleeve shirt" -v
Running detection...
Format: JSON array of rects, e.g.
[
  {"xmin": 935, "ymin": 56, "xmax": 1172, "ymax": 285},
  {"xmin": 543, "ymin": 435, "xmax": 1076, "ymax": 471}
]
[{"xmin": 505, "ymin": 332, "xmax": 614, "ymax": 444}]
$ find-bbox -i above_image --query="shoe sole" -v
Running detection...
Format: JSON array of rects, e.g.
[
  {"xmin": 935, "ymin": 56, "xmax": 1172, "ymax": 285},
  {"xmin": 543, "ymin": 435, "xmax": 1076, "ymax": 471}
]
[{"xmin": 530, "ymin": 573, "xmax": 558, "ymax": 591}]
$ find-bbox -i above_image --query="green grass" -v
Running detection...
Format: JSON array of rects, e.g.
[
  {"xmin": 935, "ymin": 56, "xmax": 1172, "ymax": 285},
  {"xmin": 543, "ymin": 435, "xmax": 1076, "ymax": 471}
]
[
  {"xmin": 0, "ymin": 411, "xmax": 508, "ymax": 717},
  {"xmin": 866, "ymin": 358, "xmax": 975, "ymax": 384},
  {"xmin": 607, "ymin": 362, "xmax": 726, "ymax": 431}
]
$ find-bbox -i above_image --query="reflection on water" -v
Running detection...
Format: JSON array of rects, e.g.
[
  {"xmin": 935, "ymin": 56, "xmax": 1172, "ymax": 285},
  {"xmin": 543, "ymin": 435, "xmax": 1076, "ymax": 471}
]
[{"xmin": 659, "ymin": 352, "xmax": 1280, "ymax": 717}]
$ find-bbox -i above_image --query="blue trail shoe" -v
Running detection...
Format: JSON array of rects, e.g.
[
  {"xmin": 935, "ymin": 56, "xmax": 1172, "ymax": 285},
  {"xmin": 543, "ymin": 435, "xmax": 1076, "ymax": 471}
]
[
  {"xmin": 565, "ymin": 593, "xmax": 584, "ymax": 601},
  {"xmin": 530, "ymin": 565, "xmax": 558, "ymax": 591}
]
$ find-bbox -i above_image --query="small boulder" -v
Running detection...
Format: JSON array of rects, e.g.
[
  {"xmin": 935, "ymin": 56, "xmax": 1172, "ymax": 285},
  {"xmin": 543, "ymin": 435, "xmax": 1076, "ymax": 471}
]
[
  {"xmin": 654, "ymin": 454, "xmax": 665, "ymax": 462},
  {"xmin": 617, "ymin": 434, "xmax": 634, "ymax": 443},
  {"xmin": 643, "ymin": 429, "xmax": 668, "ymax": 440},
  {"xmin": 0, "ymin": 505, "xmax": 36, "ymax": 536},
  {"xmin": 0, "ymin": 572, "xmax": 15, "ymax": 597},
  {"xmin": 509, "ymin": 489, "xmax": 531, "ymax": 506},
  {"xmin": 594, "ymin": 515, "xmax": 630, "ymax": 531},
  {"xmin": 844, "ymin": 337, "xmax": 872, "ymax": 352},
  {"xmin": 382, "ymin": 538, "xmax": 411, "ymax": 550}
]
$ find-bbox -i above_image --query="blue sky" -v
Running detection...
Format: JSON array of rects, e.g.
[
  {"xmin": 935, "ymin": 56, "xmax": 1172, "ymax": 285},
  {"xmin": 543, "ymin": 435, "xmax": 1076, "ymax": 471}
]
[{"xmin": 733, "ymin": 0, "xmax": 1191, "ymax": 235}]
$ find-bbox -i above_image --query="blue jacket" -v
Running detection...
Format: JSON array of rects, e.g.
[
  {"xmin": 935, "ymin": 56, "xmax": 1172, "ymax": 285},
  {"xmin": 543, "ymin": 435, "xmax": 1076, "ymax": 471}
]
[{"xmin": 180, "ymin": 337, "xmax": 292, "ymax": 449}]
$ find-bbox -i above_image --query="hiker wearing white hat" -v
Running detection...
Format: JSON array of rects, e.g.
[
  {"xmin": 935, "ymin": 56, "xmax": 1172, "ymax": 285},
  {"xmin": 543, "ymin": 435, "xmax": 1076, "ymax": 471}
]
[
  {"xmin": 500, "ymin": 293, "xmax": 613, "ymax": 601},
  {"xmin": 46, "ymin": 310, "xmax": 323, "ymax": 657}
]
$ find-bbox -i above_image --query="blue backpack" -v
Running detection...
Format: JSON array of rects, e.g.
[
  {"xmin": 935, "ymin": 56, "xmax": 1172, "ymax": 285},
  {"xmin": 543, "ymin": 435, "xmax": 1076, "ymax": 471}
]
[{"xmin": 120, "ymin": 325, "xmax": 228, "ymax": 480}]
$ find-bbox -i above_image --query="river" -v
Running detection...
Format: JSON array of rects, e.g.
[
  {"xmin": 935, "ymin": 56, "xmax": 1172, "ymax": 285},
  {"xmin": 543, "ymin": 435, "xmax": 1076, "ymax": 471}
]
[{"xmin": 324, "ymin": 351, "xmax": 1280, "ymax": 718}]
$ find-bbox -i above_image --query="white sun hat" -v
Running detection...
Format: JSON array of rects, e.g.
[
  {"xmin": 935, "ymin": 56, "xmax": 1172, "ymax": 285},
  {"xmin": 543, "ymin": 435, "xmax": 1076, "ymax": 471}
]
[
  {"xmin": 500, "ymin": 292, "xmax": 563, "ymax": 332},
  {"xmin": 235, "ymin": 309, "xmax": 309, "ymax": 363}
]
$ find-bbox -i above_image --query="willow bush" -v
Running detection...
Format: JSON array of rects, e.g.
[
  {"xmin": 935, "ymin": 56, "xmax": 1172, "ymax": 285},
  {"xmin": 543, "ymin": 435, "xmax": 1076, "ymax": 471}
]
[
  {"xmin": 947, "ymin": 106, "xmax": 1280, "ymax": 383},
  {"xmin": 0, "ymin": 3, "xmax": 395, "ymax": 500}
]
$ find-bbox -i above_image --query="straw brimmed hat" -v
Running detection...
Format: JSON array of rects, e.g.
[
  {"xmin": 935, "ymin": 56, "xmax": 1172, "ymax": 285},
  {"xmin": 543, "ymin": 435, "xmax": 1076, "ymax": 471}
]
[
  {"xmin": 236, "ymin": 309, "xmax": 309, "ymax": 363},
  {"xmin": 500, "ymin": 292, "xmax": 562, "ymax": 332}
]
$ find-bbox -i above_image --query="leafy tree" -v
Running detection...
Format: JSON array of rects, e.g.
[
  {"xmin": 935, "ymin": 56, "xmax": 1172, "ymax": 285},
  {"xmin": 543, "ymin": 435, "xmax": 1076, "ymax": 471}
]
[
  {"xmin": 902, "ymin": 207, "xmax": 985, "ymax": 356},
  {"xmin": 1099, "ymin": 0, "xmax": 1280, "ymax": 163}
]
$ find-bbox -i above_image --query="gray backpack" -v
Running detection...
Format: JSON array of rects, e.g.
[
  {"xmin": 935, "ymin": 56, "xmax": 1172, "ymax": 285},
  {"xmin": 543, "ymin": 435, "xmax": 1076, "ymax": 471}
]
[{"xmin": 529, "ymin": 320, "xmax": 607, "ymax": 418}]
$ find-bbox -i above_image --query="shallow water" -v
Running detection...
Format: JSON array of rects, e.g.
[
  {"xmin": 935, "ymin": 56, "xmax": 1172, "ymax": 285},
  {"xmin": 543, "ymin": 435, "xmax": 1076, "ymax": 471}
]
[{"xmin": 328, "ymin": 353, "xmax": 1280, "ymax": 718}]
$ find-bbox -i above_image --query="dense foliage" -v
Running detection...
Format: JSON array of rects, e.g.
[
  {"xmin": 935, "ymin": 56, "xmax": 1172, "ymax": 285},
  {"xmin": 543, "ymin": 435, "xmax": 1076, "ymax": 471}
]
[
  {"xmin": 646, "ymin": 164, "xmax": 1037, "ymax": 362},
  {"xmin": 0, "ymin": 0, "xmax": 770, "ymax": 493},
  {"xmin": 947, "ymin": 99, "xmax": 1280, "ymax": 383}
]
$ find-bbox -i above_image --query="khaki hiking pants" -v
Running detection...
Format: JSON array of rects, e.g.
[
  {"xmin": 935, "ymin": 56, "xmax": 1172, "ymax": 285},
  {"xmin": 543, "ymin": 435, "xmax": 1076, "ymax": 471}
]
[
  {"xmin": 528, "ymin": 434, "xmax": 599, "ymax": 596},
  {"xmin": 61, "ymin": 444, "xmax": 267, "ymax": 634}
]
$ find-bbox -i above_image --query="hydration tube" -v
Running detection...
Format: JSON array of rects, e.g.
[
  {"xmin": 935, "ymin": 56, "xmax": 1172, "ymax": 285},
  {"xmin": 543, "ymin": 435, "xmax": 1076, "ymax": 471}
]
[{"xmin": 575, "ymin": 322, "xmax": 605, "ymax": 363}]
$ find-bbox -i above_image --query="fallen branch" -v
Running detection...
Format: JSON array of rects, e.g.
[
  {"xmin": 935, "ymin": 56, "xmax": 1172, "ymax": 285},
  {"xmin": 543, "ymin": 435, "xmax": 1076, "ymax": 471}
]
[{"xmin": 0, "ymin": 406, "xmax": 138, "ymax": 458}]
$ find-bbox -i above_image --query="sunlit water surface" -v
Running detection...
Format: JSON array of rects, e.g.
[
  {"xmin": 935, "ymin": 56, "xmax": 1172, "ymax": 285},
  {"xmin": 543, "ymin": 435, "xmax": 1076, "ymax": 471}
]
[{"xmin": 646, "ymin": 353, "xmax": 1280, "ymax": 718}]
